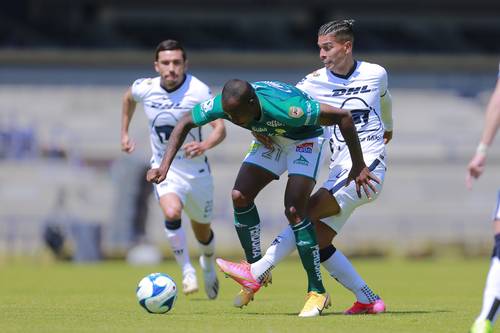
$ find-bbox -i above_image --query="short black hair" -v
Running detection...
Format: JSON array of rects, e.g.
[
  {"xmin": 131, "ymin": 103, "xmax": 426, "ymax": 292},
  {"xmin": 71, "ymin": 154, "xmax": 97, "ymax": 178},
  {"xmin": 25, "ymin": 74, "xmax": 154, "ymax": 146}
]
[
  {"xmin": 154, "ymin": 39, "xmax": 187, "ymax": 61},
  {"xmin": 318, "ymin": 19, "xmax": 355, "ymax": 43},
  {"xmin": 221, "ymin": 79, "xmax": 255, "ymax": 106}
]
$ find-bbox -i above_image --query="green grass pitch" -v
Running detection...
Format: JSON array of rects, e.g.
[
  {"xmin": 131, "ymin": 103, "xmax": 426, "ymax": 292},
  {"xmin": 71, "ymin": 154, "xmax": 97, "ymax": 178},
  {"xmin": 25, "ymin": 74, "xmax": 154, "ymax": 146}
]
[{"xmin": 0, "ymin": 257, "xmax": 491, "ymax": 332}]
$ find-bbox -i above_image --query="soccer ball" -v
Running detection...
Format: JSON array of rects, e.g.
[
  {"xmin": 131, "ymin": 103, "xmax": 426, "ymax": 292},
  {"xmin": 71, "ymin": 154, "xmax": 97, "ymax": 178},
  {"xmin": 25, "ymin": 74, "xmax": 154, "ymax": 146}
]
[{"xmin": 136, "ymin": 273, "xmax": 177, "ymax": 314}]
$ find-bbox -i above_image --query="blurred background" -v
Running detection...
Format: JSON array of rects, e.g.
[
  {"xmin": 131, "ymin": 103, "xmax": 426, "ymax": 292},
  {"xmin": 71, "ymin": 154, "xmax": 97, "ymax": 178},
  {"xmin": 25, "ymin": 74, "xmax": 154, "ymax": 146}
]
[{"xmin": 1, "ymin": 0, "xmax": 499, "ymax": 262}]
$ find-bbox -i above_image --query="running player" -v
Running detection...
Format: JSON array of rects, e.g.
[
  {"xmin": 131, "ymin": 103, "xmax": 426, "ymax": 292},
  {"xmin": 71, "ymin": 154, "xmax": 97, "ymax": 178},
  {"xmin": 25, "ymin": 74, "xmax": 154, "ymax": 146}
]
[
  {"xmin": 228, "ymin": 20, "xmax": 393, "ymax": 314},
  {"xmin": 146, "ymin": 78, "xmax": 379, "ymax": 317},
  {"xmin": 468, "ymin": 62, "xmax": 500, "ymax": 333},
  {"xmin": 121, "ymin": 39, "xmax": 226, "ymax": 299}
]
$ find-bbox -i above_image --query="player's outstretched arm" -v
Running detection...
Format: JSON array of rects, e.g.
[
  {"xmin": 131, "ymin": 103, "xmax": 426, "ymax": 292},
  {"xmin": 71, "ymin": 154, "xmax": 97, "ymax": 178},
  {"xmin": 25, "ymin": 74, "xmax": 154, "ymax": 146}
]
[
  {"xmin": 147, "ymin": 113, "xmax": 198, "ymax": 183},
  {"xmin": 121, "ymin": 88, "xmax": 137, "ymax": 153},
  {"xmin": 318, "ymin": 103, "xmax": 380, "ymax": 198},
  {"xmin": 183, "ymin": 119, "xmax": 226, "ymax": 158},
  {"xmin": 466, "ymin": 78, "xmax": 500, "ymax": 189}
]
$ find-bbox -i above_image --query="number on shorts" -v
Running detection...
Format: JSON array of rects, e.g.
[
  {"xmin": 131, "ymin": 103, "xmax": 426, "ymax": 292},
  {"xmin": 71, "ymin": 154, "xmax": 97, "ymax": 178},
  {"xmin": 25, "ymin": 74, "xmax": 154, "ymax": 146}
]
[{"xmin": 261, "ymin": 146, "xmax": 282, "ymax": 161}]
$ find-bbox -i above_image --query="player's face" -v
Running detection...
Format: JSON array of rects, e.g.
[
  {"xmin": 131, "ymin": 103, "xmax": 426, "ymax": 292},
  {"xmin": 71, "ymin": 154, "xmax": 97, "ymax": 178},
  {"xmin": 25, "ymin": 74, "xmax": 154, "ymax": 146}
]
[
  {"xmin": 155, "ymin": 50, "xmax": 187, "ymax": 90},
  {"xmin": 224, "ymin": 106, "xmax": 256, "ymax": 127},
  {"xmin": 223, "ymin": 98, "xmax": 260, "ymax": 127},
  {"xmin": 318, "ymin": 34, "xmax": 352, "ymax": 72}
]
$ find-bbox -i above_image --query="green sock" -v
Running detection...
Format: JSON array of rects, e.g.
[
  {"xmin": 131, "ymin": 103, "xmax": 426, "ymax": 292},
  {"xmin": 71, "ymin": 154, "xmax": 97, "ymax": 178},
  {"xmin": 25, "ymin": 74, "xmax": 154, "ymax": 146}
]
[
  {"xmin": 234, "ymin": 204, "xmax": 262, "ymax": 263},
  {"xmin": 292, "ymin": 219, "xmax": 325, "ymax": 293}
]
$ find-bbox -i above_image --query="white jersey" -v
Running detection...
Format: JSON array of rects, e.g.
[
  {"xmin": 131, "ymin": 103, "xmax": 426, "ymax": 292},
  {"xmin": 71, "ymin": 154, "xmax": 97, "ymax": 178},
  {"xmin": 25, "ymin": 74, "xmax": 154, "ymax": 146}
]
[
  {"xmin": 297, "ymin": 61, "xmax": 388, "ymax": 166},
  {"xmin": 131, "ymin": 74, "xmax": 212, "ymax": 178}
]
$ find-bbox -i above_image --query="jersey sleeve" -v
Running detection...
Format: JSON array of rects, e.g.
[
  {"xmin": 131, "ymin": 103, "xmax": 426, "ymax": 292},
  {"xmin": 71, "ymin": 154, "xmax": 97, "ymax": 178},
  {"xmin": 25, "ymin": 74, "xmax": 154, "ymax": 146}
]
[
  {"xmin": 378, "ymin": 67, "xmax": 389, "ymax": 97},
  {"xmin": 130, "ymin": 78, "xmax": 153, "ymax": 102},
  {"xmin": 191, "ymin": 95, "xmax": 226, "ymax": 126},
  {"xmin": 196, "ymin": 81, "xmax": 213, "ymax": 103},
  {"xmin": 295, "ymin": 73, "xmax": 315, "ymax": 96}
]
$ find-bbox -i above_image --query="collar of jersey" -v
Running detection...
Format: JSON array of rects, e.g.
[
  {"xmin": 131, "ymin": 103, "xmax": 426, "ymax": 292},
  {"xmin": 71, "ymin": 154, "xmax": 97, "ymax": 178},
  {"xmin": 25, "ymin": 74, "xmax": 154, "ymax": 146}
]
[
  {"xmin": 160, "ymin": 74, "xmax": 187, "ymax": 93},
  {"xmin": 329, "ymin": 60, "xmax": 358, "ymax": 80}
]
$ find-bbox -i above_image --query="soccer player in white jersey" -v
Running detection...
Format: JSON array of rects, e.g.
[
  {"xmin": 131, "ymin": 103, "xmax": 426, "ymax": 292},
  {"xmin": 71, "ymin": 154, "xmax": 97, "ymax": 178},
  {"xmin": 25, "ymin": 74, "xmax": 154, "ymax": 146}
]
[
  {"xmin": 121, "ymin": 40, "xmax": 226, "ymax": 299},
  {"xmin": 467, "ymin": 63, "xmax": 500, "ymax": 333},
  {"xmin": 235, "ymin": 20, "xmax": 394, "ymax": 314}
]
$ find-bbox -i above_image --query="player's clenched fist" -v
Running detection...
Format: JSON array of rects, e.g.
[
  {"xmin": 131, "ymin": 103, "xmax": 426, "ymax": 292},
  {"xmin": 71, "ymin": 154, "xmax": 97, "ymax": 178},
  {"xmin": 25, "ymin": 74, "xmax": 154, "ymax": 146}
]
[{"xmin": 146, "ymin": 168, "xmax": 166, "ymax": 184}]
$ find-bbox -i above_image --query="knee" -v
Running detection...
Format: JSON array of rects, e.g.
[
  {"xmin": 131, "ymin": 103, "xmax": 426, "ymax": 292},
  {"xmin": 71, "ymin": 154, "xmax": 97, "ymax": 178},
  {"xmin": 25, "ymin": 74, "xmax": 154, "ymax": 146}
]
[
  {"xmin": 232, "ymin": 189, "xmax": 251, "ymax": 208},
  {"xmin": 285, "ymin": 205, "xmax": 304, "ymax": 225},
  {"xmin": 163, "ymin": 207, "xmax": 182, "ymax": 221}
]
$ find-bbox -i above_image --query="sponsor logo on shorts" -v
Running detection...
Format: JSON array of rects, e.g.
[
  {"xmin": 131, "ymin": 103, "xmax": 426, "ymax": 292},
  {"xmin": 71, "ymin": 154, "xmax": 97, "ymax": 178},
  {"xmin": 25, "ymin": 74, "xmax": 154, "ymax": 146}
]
[
  {"xmin": 296, "ymin": 142, "xmax": 313, "ymax": 153},
  {"xmin": 293, "ymin": 154, "xmax": 309, "ymax": 166},
  {"xmin": 288, "ymin": 106, "xmax": 304, "ymax": 118},
  {"xmin": 247, "ymin": 142, "xmax": 261, "ymax": 155}
]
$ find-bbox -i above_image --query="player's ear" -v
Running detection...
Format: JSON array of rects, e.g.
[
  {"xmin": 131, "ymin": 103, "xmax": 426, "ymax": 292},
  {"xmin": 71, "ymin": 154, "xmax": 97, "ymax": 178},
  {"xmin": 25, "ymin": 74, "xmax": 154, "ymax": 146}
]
[
  {"xmin": 154, "ymin": 61, "xmax": 160, "ymax": 74},
  {"xmin": 344, "ymin": 41, "xmax": 353, "ymax": 54}
]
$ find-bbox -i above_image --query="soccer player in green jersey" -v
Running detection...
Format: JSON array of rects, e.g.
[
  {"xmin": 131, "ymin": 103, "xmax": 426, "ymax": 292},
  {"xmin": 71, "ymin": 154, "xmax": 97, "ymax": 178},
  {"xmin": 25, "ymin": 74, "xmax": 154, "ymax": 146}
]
[{"xmin": 147, "ymin": 78, "xmax": 379, "ymax": 317}]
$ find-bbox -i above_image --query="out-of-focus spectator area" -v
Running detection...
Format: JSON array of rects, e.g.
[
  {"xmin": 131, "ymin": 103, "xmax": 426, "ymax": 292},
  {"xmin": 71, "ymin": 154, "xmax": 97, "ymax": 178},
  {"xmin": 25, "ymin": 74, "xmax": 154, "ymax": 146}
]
[
  {"xmin": 1, "ymin": 1, "xmax": 499, "ymax": 260},
  {"xmin": 2, "ymin": 0, "xmax": 500, "ymax": 53}
]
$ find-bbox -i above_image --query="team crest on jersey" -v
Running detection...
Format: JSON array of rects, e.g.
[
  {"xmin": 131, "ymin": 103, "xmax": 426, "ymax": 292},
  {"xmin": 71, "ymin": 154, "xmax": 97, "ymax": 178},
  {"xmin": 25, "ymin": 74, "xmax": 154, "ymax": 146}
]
[
  {"xmin": 296, "ymin": 142, "xmax": 313, "ymax": 153},
  {"xmin": 288, "ymin": 106, "xmax": 304, "ymax": 118},
  {"xmin": 200, "ymin": 97, "xmax": 215, "ymax": 112}
]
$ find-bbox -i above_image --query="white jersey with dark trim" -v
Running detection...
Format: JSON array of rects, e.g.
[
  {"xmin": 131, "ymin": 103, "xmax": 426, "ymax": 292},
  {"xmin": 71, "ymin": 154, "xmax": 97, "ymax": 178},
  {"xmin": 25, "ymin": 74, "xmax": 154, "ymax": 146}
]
[
  {"xmin": 131, "ymin": 74, "xmax": 212, "ymax": 178},
  {"xmin": 297, "ymin": 61, "xmax": 388, "ymax": 166}
]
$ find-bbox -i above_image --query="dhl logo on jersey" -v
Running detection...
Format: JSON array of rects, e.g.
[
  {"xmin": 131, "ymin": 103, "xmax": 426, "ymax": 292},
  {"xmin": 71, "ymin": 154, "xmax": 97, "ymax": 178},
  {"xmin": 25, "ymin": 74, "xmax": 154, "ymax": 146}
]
[{"xmin": 331, "ymin": 85, "xmax": 372, "ymax": 97}]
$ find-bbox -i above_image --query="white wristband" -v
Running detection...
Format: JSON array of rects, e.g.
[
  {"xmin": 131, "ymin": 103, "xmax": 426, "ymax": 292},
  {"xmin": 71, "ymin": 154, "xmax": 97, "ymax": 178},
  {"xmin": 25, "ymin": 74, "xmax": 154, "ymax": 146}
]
[{"xmin": 476, "ymin": 142, "xmax": 489, "ymax": 156}]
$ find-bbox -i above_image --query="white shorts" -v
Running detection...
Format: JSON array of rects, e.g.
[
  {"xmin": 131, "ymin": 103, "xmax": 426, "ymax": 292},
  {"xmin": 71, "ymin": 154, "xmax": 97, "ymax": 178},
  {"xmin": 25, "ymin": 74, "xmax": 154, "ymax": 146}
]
[
  {"xmin": 494, "ymin": 190, "xmax": 500, "ymax": 221},
  {"xmin": 243, "ymin": 136, "xmax": 326, "ymax": 180},
  {"xmin": 321, "ymin": 155, "xmax": 386, "ymax": 233},
  {"xmin": 152, "ymin": 169, "xmax": 214, "ymax": 224}
]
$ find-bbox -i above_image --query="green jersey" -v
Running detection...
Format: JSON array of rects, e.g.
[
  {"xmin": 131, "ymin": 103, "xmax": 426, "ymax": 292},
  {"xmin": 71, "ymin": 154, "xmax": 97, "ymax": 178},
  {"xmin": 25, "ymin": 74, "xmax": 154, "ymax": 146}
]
[{"xmin": 191, "ymin": 81, "xmax": 323, "ymax": 140}]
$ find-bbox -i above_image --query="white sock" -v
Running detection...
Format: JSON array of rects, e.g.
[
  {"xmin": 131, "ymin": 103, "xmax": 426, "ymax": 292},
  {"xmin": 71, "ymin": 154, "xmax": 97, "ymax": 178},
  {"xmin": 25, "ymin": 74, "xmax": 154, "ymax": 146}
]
[
  {"xmin": 198, "ymin": 231, "xmax": 216, "ymax": 271},
  {"xmin": 477, "ymin": 257, "xmax": 500, "ymax": 323},
  {"xmin": 251, "ymin": 226, "xmax": 296, "ymax": 283},
  {"xmin": 321, "ymin": 249, "xmax": 378, "ymax": 303},
  {"xmin": 164, "ymin": 225, "xmax": 195, "ymax": 276}
]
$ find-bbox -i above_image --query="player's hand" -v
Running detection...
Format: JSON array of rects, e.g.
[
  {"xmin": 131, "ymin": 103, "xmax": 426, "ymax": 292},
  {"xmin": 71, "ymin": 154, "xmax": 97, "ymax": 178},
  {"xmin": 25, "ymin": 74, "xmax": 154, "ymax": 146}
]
[
  {"xmin": 383, "ymin": 131, "xmax": 393, "ymax": 144},
  {"xmin": 183, "ymin": 141, "xmax": 207, "ymax": 158},
  {"xmin": 466, "ymin": 153, "xmax": 487, "ymax": 190},
  {"xmin": 146, "ymin": 168, "xmax": 167, "ymax": 184},
  {"xmin": 121, "ymin": 134, "xmax": 135, "ymax": 153},
  {"xmin": 252, "ymin": 131, "xmax": 273, "ymax": 148},
  {"xmin": 346, "ymin": 165, "xmax": 380, "ymax": 199}
]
